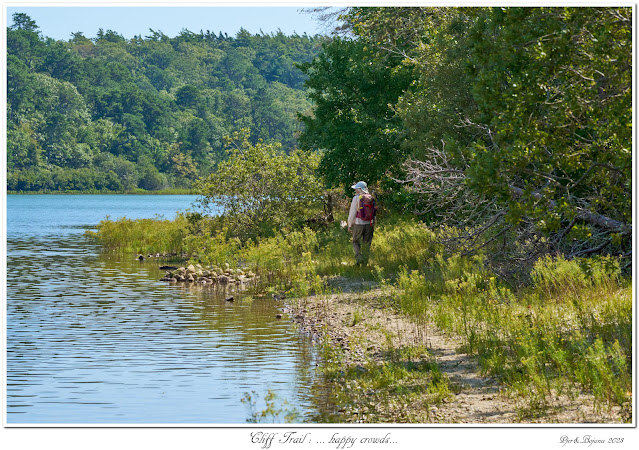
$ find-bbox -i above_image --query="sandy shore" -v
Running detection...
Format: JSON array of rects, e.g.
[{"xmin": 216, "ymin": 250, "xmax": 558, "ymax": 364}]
[{"xmin": 284, "ymin": 277, "xmax": 627, "ymax": 424}]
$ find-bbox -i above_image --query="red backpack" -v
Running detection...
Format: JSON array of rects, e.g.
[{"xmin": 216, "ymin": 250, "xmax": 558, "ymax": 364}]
[{"xmin": 356, "ymin": 193, "xmax": 377, "ymax": 224}]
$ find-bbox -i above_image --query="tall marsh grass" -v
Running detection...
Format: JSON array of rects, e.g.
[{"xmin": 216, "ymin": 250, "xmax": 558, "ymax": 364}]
[{"xmin": 87, "ymin": 214, "xmax": 188, "ymax": 255}]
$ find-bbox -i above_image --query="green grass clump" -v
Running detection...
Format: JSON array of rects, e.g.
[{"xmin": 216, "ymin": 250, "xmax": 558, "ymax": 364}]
[
  {"xmin": 183, "ymin": 231, "xmax": 243, "ymax": 267},
  {"xmin": 530, "ymin": 254, "xmax": 621, "ymax": 299},
  {"xmin": 318, "ymin": 342, "xmax": 452, "ymax": 423},
  {"xmin": 87, "ymin": 214, "xmax": 188, "ymax": 255}
]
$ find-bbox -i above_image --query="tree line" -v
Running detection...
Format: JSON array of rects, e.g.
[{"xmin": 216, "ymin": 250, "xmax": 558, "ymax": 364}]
[{"xmin": 7, "ymin": 12, "xmax": 324, "ymax": 192}]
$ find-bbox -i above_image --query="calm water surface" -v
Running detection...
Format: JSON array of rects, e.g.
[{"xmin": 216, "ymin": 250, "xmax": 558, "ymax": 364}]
[{"xmin": 6, "ymin": 195, "xmax": 323, "ymax": 424}]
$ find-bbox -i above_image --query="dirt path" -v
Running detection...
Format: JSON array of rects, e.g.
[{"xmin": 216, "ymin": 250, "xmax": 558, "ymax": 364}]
[
  {"xmin": 424, "ymin": 331, "xmax": 520, "ymax": 423},
  {"xmin": 284, "ymin": 279, "xmax": 625, "ymax": 424}
]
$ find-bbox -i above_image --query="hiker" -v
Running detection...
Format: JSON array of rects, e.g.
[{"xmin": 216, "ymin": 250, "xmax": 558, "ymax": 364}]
[{"xmin": 347, "ymin": 181, "xmax": 377, "ymax": 265}]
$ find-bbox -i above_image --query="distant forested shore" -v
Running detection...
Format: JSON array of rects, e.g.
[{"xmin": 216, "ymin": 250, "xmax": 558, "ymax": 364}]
[
  {"xmin": 7, "ymin": 12, "xmax": 323, "ymax": 192},
  {"xmin": 7, "ymin": 188, "xmax": 194, "ymax": 195}
]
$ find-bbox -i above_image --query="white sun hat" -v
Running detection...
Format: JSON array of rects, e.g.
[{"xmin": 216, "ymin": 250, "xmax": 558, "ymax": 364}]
[{"xmin": 351, "ymin": 181, "xmax": 369, "ymax": 193}]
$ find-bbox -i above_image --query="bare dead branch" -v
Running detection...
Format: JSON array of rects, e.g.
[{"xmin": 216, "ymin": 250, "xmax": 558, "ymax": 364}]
[
  {"xmin": 571, "ymin": 238, "xmax": 611, "ymax": 258},
  {"xmin": 397, "ymin": 134, "xmax": 630, "ymax": 271},
  {"xmin": 554, "ymin": 216, "xmax": 579, "ymax": 245},
  {"xmin": 575, "ymin": 208, "xmax": 630, "ymax": 233}
]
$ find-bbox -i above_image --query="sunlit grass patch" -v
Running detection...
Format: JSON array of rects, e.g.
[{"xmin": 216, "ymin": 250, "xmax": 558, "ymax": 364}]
[{"xmin": 87, "ymin": 214, "xmax": 188, "ymax": 255}]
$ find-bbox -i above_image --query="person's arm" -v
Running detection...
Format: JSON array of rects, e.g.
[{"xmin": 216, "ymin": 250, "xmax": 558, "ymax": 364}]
[{"xmin": 347, "ymin": 196, "xmax": 358, "ymax": 230}]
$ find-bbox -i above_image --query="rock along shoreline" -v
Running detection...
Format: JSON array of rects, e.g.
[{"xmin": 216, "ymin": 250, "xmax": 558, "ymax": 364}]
[{"xmin": 159, "ymin": 263, "xmax": 257, "ymax": 286}]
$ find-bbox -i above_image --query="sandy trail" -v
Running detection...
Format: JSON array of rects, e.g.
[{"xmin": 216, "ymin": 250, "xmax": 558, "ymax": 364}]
[{"xmin": 285, "ymin": 280, "xmax": 625, "ymax": 424}]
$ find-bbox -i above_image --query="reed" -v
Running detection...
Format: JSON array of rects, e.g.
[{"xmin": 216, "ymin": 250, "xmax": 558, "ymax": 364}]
[{"xmin": 87, "ymin": 214, "xmax": 188, "ymax": 255}]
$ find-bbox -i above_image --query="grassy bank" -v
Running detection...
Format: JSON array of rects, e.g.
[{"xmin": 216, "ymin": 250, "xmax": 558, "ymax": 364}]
[
  {"xmin": 88, "ymin": 215, "xmax": 632, "ymax": 422},
  {"xmin": 291, "ymin": 288, "xmax": 458, "ymax": 423},
  {"xmin": 395, "ymin": 254, "xmax": 631, "ymax": 420}
]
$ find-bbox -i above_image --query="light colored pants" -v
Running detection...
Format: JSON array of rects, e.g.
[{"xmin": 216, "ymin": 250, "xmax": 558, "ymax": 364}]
[{"xmin": 352, "ymin": 223, "xmax": 374, "ymax": 264}]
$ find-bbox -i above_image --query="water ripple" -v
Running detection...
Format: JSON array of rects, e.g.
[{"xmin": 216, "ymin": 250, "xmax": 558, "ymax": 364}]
[{"xmin": 7, "ymin": 195, "xmax": 320, "ymax": 424}]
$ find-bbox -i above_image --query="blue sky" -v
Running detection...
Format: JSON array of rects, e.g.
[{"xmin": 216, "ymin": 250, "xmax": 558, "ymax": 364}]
[{"xmin": 5, "ymin": 4, "xmax": 333, "ymax": 41}]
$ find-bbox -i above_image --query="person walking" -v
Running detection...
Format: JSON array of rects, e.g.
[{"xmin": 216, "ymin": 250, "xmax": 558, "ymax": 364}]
[{"xmin": 347, "ymin": 181, "xmax": 377, "ymax": 265}]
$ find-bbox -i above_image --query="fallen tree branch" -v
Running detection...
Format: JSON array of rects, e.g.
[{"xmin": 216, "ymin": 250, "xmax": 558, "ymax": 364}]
[
  {"xmin": 509, "ymin": 185, "xmax": 630, "ymax": 233},
  {"xmin": 571, "ymin": 238, "xmax": 611, "ymax": 258},
  {"xmin": 575, "ymin": 208, "xmax": 630, "ymax": 233}
]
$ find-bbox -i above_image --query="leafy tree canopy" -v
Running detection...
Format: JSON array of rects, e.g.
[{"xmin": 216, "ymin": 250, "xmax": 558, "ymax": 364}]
[
  {"xmin": 298, "ymin": 34, "xmax": 416, "ymax": 192},
  {"xmin": 302, "ymin": 6, "xmax": 631, "ymax": 269},
  {"xmin": 10, "ymin": 12, "xmax": 39, "ymax": 32}
]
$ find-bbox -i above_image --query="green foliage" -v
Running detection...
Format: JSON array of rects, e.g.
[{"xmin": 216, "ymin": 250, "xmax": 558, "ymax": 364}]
[
  {"xmin": 7, "ymin": 13, "xmax": 324, "ymax": 192},
  {"xmin": 303, "ymin": 7, "xmax": 631, "ymax": 261},
  {"xmin": 8, "ymin": 166, "xmax": 125, "ymax": 192},
  {"xmin": 10, "ymin": 12, "xmax": 39, "ymax": 32},
  {"xmin": 464, "ymin": 7, "xmax": 632, "ymax": 228},
  {"xmin": 184, "ymin": 231, "xmax": 242, "ymax": 268},
  {"xmin": 87, "ymin": 214, "xmax": 188, "ymax": 255},
  {"xmin": 298, "ymin": 35, "xmax": 416, "ymax": 190},
  {"xmin": 196, "ymin": 129, "xmax": 325, "ymax": 241}
]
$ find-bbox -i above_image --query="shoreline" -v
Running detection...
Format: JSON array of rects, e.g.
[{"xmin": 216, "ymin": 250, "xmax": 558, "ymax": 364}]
[
  {"xmin": 86, "ymin": 212, "xmax": 631, "ymax": 425},
  {"xmin": 7, "ymin": 189, "xmax": 195, "ymax": 195},
  {"xmin": 285, "ymin": 277, "xmax": 627, "ymax": 424}
]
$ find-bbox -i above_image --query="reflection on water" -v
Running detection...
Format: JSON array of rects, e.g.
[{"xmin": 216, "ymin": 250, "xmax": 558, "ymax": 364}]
[{"xmin": 6, "ymin": 195, "xmax": 326, "ymax": 424}]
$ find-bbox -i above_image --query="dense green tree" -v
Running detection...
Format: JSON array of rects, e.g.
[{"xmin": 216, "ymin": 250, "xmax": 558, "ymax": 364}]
[
  {"xmin": 302, "ymin": 6, "xmax": 631, "ymax": 266},
  {"xmin": 298, "ymin": 36, "xmax": 416, "ymax": 190},
  {"xmin": 7, "ymin": 24, "xmax": 45, "ymax": 70},
  {"xmin": 41, "ymin": 40, "xmax": 83, "ymax": 82},
  {"xmin": 6, "ymin": 123, "xmax": 43, "ymax": 170},
  {"xmin": 465, "ymin": 8, "xmax": 631, "ymax": 258},
  {"xmin": 176, "ymin": 84, "xmax": 201, "ymax": 109},
  {"xmin": 6, "ymin": 55, "xmax": 35, "ymax": 122},
  {"xmin": 464, "ymin": 8, "xmax": 631, "ymax": 221},
  {"xmin": 10, "ymin": 13, "xmax": 39, "ymax": 32},
  {"xmin": 399, "ymin": 8, "xmax": 630, "ymax": 262}
]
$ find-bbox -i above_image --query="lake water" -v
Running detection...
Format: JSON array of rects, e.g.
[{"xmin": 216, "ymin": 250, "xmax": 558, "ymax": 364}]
[{"xmin": 5, "ymin": 195, "xmax": 325, "ymax": 424}]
